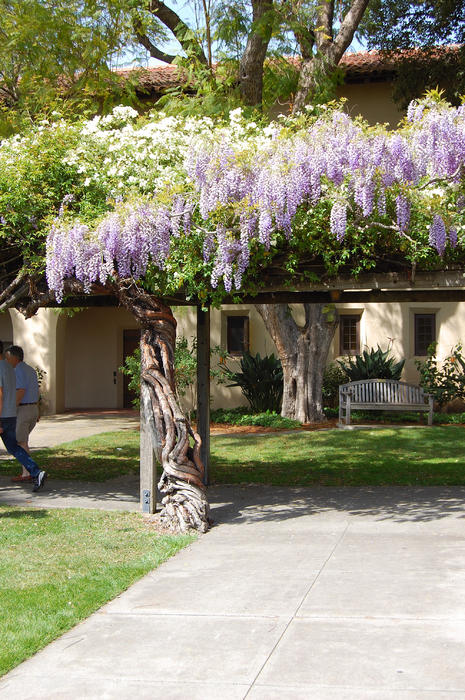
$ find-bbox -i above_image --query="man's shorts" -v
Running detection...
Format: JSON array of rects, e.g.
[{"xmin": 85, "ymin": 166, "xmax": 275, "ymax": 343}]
[{"xmin": 16, "ymin": 404, "xmax": 39, "ymax": 443}]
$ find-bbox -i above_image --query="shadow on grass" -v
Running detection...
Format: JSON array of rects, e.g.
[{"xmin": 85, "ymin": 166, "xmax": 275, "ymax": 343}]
[
  {"xmin": 0, "ymin": 509, "xmax": 49, "ymax": 519},
  {"xmin": 0, "ymin": 447, "xmax": 140, "ymax": 482},
  {"xmin": 210, "ymin": 427, "xmax": 465, "ymax": 487}
]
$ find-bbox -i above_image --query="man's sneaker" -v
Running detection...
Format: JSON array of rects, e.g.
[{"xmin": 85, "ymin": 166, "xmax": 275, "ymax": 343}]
[{"xmin": 32, "ymin": 471, "xmax": 47, "ymax": 492}]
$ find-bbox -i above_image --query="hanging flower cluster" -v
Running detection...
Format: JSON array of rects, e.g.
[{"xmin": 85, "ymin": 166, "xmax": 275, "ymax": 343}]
[{"xmin": 44, "ymin": 99, "xmax": 465, "ymax": 300}]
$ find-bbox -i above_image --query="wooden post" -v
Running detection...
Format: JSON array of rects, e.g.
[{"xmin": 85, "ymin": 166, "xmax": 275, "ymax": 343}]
[
  {"xmin": 139, "ymin": 381, "xmax": 158, "ymax": 513},
  {"xmin": 196, "ymin": 306, "xmax": 210, "ymax": 485}
]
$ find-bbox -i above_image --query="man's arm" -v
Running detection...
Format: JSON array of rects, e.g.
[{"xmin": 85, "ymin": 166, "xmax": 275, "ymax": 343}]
[
  {"xmin": 0, "ymin": 386, "xmax": 3, "ymax": 433},
  {"xmin": 14, "ymin": 364, "xmax": 26, "ymax": 406}
]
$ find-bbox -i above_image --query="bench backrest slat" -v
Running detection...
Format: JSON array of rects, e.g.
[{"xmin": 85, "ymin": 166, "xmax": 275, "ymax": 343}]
[{"xmin": 340, "ymin": 379, "xmax": 426, "ymax": 405}]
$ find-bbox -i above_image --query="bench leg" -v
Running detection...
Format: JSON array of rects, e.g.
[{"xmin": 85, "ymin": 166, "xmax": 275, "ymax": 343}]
[{"xmin": 346, "ymin": 401, "xmax": 351, "ymax": 425}]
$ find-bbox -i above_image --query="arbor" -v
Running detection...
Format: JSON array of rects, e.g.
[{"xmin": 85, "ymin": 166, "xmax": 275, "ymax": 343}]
[{"xmin": 2, "ymin": 97, "xmax": 465, "ymax": 529}]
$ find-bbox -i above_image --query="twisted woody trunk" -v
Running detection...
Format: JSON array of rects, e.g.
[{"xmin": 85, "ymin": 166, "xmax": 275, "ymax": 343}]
[{"xmin": 118, "ymin": 284, "xmax": 210, "ymax": 533}]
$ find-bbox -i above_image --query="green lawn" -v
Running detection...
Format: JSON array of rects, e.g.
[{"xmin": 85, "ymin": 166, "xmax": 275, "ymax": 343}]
[
  {"xmin": 0, "ymin": 430, "xmax": 141, "ymax": 481},
  {"xmin": 1, "ymin": 426, "xmax": 464, "ymax": 487},
  {"xmin": 0, "ymin": 507, "xmax": 194, "ymax": 676},
  {"xmin": 210, "ymin": 426, "xmax": 465, "ymax": 486}
]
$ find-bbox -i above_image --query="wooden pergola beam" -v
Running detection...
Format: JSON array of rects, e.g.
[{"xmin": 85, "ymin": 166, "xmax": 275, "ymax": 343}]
[{"xmin": 50, "ymin": 270, "xmax": 465, "ymax": 308}]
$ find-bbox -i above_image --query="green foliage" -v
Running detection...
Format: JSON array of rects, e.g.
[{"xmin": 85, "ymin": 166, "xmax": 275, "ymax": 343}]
[
  {"xmin": 119, "ymin": 347, "xmax": 142, "ymax": 409},
  {"xmin": 118, "ymin": 336, "xmax": 227, "ymax": 409},
  {"xmin": 325, "ymin": 406, "xmax": 465, "ymax": 424},
  {"xmin": 0, "ymin": 119, "xmax": 111, "ymax": 272},
  {"xmin": 219, "ymin": 351, "xmax": 283, "ymax": 413},
  {"xmin": 338, "ymin": 345, "xmax": 405, "ymax": 381},
  {"xmin": 415, "ymin": 342, "xmax": 465, "ymax": 407},
  {"xmin": 362, "ymin": 0, "xmax": 465, "ymax": 52},
  {"xmin": 210, "ymin": 407, "xmax": 300, "ymax": 428},
  {"xmin": 322, "ymin": 362, "xmax": 349, "ymax": 408},
  {"xmin": 174, "ymin": 336, "xmax": 198, "ymax": 398},
  {"xmin": 0, "ymin": 0, "xmax": 143, "ymax": 135}
]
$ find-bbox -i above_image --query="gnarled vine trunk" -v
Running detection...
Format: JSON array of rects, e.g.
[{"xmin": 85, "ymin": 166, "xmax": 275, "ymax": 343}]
[
  {"xmin": 256, "ymin": 303, "xmax": 338, "ymax": 423},
  {"xmin": 118, "ymin": 284, "xmax": 210, "ymax": 533}
]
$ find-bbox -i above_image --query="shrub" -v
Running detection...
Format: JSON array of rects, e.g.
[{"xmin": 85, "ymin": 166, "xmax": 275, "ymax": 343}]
[
  {"xmin": 323, "ymin": 362, "xmax": 348, "ymax": 408},
  {"xmin": 338, "ymin": 345, "xmax": 405, "ymax": 381},
  {"xmin": 219, "ymin": 352, "xmax": 283, "ymax": 413},
  {"xmin": 119, "ymin": 348, "xmax": 142, "ymax": 408},
  {"xmin": 210, "ymin": 408, "xmax": 300, "ymax": 429},
  {"xmin": 415, "ymin": 342, "xmax": 465, "ymax": 407}
]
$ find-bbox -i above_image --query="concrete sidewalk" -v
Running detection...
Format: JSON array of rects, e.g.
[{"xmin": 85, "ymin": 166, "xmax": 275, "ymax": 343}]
[{"xmin": 1, "ymin": 480, "xmax": 465, "ymax": 698}]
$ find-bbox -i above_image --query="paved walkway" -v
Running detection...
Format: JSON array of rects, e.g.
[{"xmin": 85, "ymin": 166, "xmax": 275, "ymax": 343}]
[{"xmin": 1, "ymin": 415, "xmax": 465, "ymax": 697}]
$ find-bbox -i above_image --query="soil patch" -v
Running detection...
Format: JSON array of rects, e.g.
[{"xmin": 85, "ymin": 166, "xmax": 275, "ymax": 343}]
[{"xmin": 208, "ymin": 418, "xmax": 339, "ymax": 434}]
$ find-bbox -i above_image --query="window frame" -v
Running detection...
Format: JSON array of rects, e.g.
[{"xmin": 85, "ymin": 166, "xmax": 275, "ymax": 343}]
[
  {"xmin": 226, "ymin": 315, "xmax": 250, "ymax": 356},
  {"xmin": 339, "ymin": 314, "xmax": 361, "ymax": 355},
  {"xmin": 414, "ymin": 313, "xmax": 436, "ymax": 356}
]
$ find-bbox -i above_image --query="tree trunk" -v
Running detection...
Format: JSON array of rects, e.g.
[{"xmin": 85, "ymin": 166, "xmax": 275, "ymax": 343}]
[
  {"xmin": 256, "ymin": 303, "xmax": 338, "ymax": 423},
  {"xmin": 239, "ymin": 0, "xmax": 273, "ymax": 106},
  {"xmin": 118, "ymin": 284, "xmax": 210, "ymax": 533},
  {"xmin": 292, "ymin": 0, "xmax": 370, "ymax": 112},
  {"xmin": 293, "ymin": 57, "xmax": 326, "ymax": 114}
]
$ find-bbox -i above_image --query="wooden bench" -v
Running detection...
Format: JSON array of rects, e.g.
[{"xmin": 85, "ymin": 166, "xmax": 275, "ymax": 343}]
[{"xmin": 338, "ymin": 379, "xmax": 434, "ymax": 426}]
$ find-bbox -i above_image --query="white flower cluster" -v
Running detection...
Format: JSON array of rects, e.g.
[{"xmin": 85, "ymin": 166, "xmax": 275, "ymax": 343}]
[
  {"xmin": 61, "ymin": 106, "xmax": 272, "ymax": 198},
  {"xmin": 0, "ymin": 105, "xmax": 282, "ymax": 202}
]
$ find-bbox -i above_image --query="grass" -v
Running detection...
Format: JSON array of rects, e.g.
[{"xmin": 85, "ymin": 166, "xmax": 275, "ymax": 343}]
[
  {"xmin": 1, "ymin": 425, "xmax": 464, "ymax": 487},
  {"xmin": 209, "ymin": 426, "xmax": 465, "ymax": 487},
  {"xmin": 0, "ymin": 507, "xmax": 194, "ymax": 676},
  {"xmin": 0, "ymin": 431, "xmax": 141, "ymax": 481}
]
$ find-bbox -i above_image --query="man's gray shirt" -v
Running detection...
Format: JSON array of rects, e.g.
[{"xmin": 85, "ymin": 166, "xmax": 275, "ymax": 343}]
[{"xmin": 0, "ymin": 359, "xmax": 17, "ymax": 418}]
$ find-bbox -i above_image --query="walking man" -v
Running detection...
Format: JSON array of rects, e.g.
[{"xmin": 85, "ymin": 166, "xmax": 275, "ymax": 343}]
[
  {"xmin": 6, "ymin": 345, "xmax": 40, "ymax": 482},
  {"xmin": 0, "ymin": 341, "xmax": 46, "ymax": 492}
]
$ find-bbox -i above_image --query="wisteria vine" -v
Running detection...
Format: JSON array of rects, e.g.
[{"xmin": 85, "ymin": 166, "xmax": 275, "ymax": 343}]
[{"xmin": 46, "ymin": 98, "xmax": 465, "ymax": 301}]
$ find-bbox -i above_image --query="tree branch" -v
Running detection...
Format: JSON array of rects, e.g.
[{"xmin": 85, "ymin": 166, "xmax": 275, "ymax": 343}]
[
  {"xmin": 0, "ymin": 271, "xmax": 27, "ymax": 307},
  {"xmin": 144, "ymin": 1, "xmax": 208, "ymax": 64},
  {"xmin": 331, "ymin": 0, "xmax": 371, "ymax": 62},
  {"xmin": 316, "ymin": 0, "xmax": 334, "ymax": 51},
  {"xmin": 133, "ymin": 19, "xmax": 177, "ymax": 64}
]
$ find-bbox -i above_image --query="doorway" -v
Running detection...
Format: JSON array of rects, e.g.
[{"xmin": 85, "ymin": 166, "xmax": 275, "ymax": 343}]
[{"xmin": 123, "ymin": 329, "xmax": 140, "ymax": 409}]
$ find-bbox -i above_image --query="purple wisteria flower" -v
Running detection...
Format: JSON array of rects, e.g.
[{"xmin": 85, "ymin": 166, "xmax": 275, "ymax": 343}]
[
  {"xmin": 429, "ymin": 214, "xmax": 447, "ymax": 255},
  {"xmin": 396, "ymin": 196, "xmax": 411, "ymax": 232},
  {"xmin": 330, "ymin": 202, "xmax": 347, "ymax": 241},
  {"xmin": 45, "ymin": 99, "xmax": 465, "ymax": 296}
]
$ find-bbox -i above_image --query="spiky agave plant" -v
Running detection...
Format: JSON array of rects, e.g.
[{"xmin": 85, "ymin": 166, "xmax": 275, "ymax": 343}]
[{"xmin": 338, "ymin": 346, "xmax": 405, "ymax": 381}]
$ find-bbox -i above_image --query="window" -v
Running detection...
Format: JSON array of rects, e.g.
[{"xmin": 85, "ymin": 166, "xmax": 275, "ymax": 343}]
[
  {"xmin": 339, "ymin": 315, "xmax": 360, "ymax": 355},
  {"xmin": 414, "ymin": 314, "xmax": 436, "ymax": 356},
  {"xmin": 227, "ymin": 316, "xmax": 249, "ymax": 355}
]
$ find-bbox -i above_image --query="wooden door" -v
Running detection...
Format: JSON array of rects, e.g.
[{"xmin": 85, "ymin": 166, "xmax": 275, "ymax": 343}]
[{"xmin": 123, "ymin": 329, "xmax": 140, "ymax": 409}]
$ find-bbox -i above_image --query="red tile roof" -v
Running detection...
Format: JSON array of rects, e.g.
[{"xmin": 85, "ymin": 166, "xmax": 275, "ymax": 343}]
[{"xmin": 121, "ymin": 46, "xmax": 461, "ymax": 93}]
